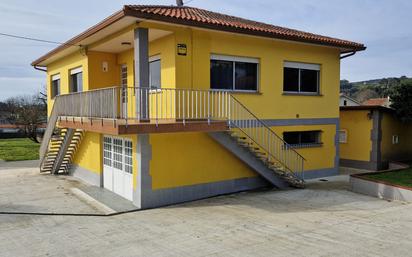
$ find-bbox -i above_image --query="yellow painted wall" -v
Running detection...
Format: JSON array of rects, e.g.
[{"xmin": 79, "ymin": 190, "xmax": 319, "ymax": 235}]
[
  {"xmin": 271, "ymin": 124, "xmax": 336, "ymax": 171},
  {"xmin": 73, "ymin": 132, "xmax": 102, "ymax": 173},
  {"xmin": 339, "ymin": 110, "xmax": 373, "ymax": 161},
  {"xmin": 189, "ymin": 29, "xmax": 341, "ymax": 119},
  {"xmin": 88, "ymin": 51, "xmax": 120, "ymax": 90},
  {"xmin": 46, "ymin": 51, "xmax": 88, "ymax": 115},
  {"xmin": 381, "ymin": 112, "xmax": 412, "ymax": 161},
  {"xmin": 149, "ymin": 132, "xmax": 257, "ymax": 189}
]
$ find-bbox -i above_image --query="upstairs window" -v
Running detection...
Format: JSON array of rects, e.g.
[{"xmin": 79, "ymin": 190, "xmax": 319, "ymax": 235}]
[
  {"xmin": 70, "ymin": 67, "xmax": 83, "ymax": 93},
  {"xmin": 283, "ymin": 61, "xmax": 320, "ymax": 94},
  {"xmin": 283, "ymin": 131, "xmax": 322, "ymax": 147},
  {"xmin": 149, "ymin": 55, "xmax": 161, "ymax": 89},
  {"xmin": 51, "ymin": 74, "xmax": 60, "ymax": 99},
  {"xmin": 211, "ymin": 55, "xmax": 258, "ymax": 91}
]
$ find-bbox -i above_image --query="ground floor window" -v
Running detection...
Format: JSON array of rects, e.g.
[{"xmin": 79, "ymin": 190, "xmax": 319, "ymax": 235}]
[{"xmin": 283, "ymin": 130, "xmax": 322, "ymax": 147}]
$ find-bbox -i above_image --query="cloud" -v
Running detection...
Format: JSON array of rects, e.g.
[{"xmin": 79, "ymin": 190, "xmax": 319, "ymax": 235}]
[
  {"xmin": 0, "ymin": 0, "xmax": 411, "ymax": 96},
  {"xmin": 0, "ymin": 77, "xmax": 45, "ymax": 100}
]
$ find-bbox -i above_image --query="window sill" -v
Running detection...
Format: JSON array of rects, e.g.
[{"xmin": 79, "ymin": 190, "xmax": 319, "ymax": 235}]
[
  {"xmin": 287, "ymin": 143, "xmax": 323, "ymax": 149},
  {"xmin": 282, "ymin": 92, "xmax": 323, "ymax": 96},
  {"xmin": 211, "ymin": 89, "xmax": 262, "ymax": 95}
]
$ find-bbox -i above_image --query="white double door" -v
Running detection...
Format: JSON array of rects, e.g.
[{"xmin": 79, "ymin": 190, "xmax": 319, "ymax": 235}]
[{"xmin": 103, "ymin": 136, "xmax": 133, "ymax": 201}]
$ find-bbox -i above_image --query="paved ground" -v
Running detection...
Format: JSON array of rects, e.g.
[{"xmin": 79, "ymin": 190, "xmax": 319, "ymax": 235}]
[
  {"xmin": 0, "ymin": 161, "xmax": 136, "ymax": 214},
  {"xmin": 1, "ymin": 163, "xmax": 412, "ymax": 257}
]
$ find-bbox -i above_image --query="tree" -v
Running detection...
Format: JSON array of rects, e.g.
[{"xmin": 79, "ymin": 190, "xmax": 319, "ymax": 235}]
[
  {"xmin": 389, "ymin": 80, "xmax": 412, "ymax": 123},
  {"xmin": 4, "ymin": 93, "xmax": 47, "ymax": 143}
]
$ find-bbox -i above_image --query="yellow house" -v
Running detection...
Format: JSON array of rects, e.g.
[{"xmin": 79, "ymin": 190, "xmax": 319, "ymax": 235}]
[
  {"xmin": 340, "ymin": 105, "xmax": 412, "ymax": 170},
  {"xmin": 32, "ymin": 5, "xmax": 365, "ymax": 209}
]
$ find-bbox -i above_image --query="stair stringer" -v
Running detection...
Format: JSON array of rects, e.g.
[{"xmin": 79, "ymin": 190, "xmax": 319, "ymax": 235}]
[{"xmin": 208, "ymin": 132, "xmax": 289, "ymax": 189}]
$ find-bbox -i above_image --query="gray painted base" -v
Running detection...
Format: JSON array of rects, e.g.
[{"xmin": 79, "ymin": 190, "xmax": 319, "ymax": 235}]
[
  {"xmin": 302, "ymin": 167, "xmax": 339, "ymax": 179},
  {"xmin": 340, "ymin": 159, "xmax": 388, "ymax": 171},
  {"xmin": 69, "ymin": 164, "xmax": 101, "ymax": 187},
  {"xmin": 350, "ymin": 176, "xmax": 412, "ymax": 202},
  {"xmin": 143, "ymin": 176, "xmax": 269, "ymax": 209}
]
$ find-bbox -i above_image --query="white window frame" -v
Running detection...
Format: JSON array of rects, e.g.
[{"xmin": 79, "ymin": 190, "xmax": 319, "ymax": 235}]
[
  {"xmin": 283, "ymin": 61, "xmax": 320, "ymax": 95},
  {"xmin": 69, "ymin": 66, "xmax": 83, "ymax": 93},
  {"xmin": 210, "ymin": 54, "xmax": 259, "ymax": 92},
  {"xmin": 70, "ymin": 67, "xmax": 82, "ymax": 75},
  {"xmin": 339, "ymin": 129, "xmax": 348, "ymax": 143},
  {"xmin": 149, "ymin": 55, "xmax": 161, "ymax": 92},
  {"xmin": 51, "ymin": 73, "xmax": 61, "ymax": 99}
]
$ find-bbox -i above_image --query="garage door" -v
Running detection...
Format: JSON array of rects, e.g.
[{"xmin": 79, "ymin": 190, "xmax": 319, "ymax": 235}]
[{"xmin": 103, "ymin": 136, "xmax": 133, "ymax": 201}]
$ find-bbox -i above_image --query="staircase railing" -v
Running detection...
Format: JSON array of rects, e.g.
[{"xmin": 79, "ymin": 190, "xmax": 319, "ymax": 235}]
[
  {"xmin": 39, "ymin": 99, "xmax": 60, "ymax": 167},
  {"xmin": 228, "ymin": 95, "xmax": 305, "ymax": 180}
]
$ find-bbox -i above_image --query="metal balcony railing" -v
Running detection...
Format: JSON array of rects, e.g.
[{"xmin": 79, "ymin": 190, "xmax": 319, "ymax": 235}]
[{"xmin": 40, "ymin": 86, "xmax": 305, "ymax": 181}]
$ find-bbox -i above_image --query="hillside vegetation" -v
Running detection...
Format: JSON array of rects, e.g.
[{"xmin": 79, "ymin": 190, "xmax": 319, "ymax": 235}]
[{"xmin": 340, "ymin": 76, "xmax": 412, "ymax": 103}]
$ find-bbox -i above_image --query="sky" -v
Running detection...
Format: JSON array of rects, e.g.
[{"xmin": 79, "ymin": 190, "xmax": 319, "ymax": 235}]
[{"xmin": 0, "ymin": 0, "xmax": 411, "ymax": 100}]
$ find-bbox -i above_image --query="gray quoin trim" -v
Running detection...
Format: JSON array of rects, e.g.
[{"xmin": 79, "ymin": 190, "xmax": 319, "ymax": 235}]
[{"xmin": 369, "ymin": 110, "xmax": 387, "ymax": 170}]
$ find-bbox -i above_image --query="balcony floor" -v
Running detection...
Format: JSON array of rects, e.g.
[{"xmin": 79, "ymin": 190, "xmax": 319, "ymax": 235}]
[{"xmin": 57, "ymin": 116, "xmax": 229, "ymax": 135}]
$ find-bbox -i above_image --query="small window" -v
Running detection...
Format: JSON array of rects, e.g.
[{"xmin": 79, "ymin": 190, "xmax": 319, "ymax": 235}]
[
  {"xmin": 283, "ymin": 131, "xmax": 322, "ymax": 147},
  {"xmin": 339, "ymin": 130, "xmax": 347, "ymax": 143},
  {"xmin": 149, "ymin": 56, "xmax": 161, "ymax": 89},
  {"xmin": 283, "ymin": 61, "xmax": 320, "ymax": 94},
  {"xmin": 51, "ymin": 74, "xmax": 60, "ymax": 99},
  {"xmin": 392, "ymin": 135, "xmax": 399, "ymax": 144},
  {"xmin": 210, "ymin": 55, "xmax": 258, "ymax": 91},
  {"xmin": 70, "ymin": 67, "xmax": 83, "ymax": 93}
]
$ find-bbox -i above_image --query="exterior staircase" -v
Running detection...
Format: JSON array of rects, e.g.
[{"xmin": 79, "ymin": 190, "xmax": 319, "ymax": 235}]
[
  {"xmin": 223, "ymin": 95, "xmax": 306, "ymax": 188},
  {"xmin": 40, "ymin": 128, "xmax": 84, "ymax": 174},
  {"xmin": 39, "ymin": 97, "xmax": 84, "ymax": 175}
]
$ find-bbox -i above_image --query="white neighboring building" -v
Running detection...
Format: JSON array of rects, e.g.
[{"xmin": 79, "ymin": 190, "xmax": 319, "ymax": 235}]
[{"xmin": 340, "ymin": 94, "xmax": 361, "ymax": 107}]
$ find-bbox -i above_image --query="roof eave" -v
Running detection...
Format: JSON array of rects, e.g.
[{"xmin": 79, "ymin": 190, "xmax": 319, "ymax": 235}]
[{"xmin": 31, "ymin": 9, "xmax": 127, "ymax": 67}]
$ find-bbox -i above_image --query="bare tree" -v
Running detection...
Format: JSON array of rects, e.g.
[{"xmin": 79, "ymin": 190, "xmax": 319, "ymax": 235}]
[{"xmin": 4, "ymin": 93, "xmax": 47, "ymax": 143}]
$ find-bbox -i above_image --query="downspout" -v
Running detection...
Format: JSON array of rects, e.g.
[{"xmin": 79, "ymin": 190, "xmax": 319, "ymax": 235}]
[{"xmin": 340, "ymin": 51, "xmax": 356, "ymax": 59}]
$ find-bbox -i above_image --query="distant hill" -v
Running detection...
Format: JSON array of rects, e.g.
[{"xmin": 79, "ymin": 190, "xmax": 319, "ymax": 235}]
[{"xmin": 340, "ymin": 76, "xmax": 411, "ymax": 103}]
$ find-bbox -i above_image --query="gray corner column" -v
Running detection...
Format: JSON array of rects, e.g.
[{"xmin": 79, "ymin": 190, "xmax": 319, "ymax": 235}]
[
  {"xmin": 370, "ymin": 109, "xmax": 384, "ymax": 170},
  {"xmin": 134, "ymin": 27, "xmax": 149, "ymax": 121}
]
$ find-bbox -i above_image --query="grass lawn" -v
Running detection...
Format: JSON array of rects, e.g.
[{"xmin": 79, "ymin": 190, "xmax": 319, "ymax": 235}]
[
  {"xmin": 366, "ymin": 168, "xmax": 412, "ymax": 188},
  {"xmin": 0, "ymin": 138, "xmax": 39, "ymax": 161}
]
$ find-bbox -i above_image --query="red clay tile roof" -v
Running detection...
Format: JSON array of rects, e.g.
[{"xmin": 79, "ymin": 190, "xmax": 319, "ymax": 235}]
[
  {"xmin": 363, "ymin": 98, "xmax": 390, "ymax": 106},
  {"xmin": 32, "ymin": 5, "xmax": 366, "ymax": 66},
  {"xmin": 124, "ymin": 5, "xmax": 366, "ymax": 51}
]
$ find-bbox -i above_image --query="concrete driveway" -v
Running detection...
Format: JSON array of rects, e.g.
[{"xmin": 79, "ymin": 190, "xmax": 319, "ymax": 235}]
[{"xmin": 1, "ymin": 162, "xmax": 412, "ymax": 257}]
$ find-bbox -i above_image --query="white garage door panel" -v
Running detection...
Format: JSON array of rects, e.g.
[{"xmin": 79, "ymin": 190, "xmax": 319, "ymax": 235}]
[
  {"xmin": 103, "ymin": 137, "xmax": 113, "ymax": 191},
  {"xmin": 103, "ymin": 136, "xmax": 133, "ymax": 201}
]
